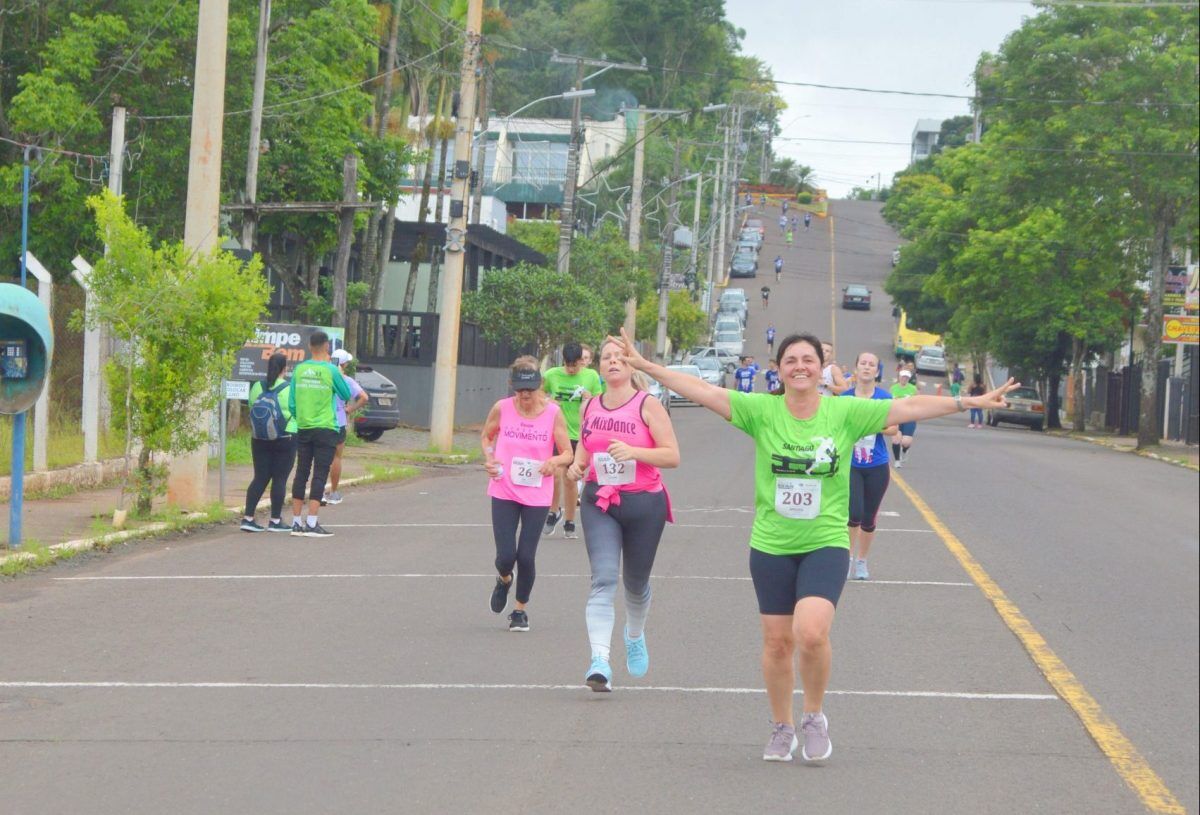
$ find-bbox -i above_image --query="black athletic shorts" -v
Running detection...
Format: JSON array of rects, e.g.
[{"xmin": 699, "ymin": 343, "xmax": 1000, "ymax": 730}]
[
  {"xmin": 749, "ymin": 546, "xmax": 850, "ymax": 614},
  {"xmin": 337, "ymin": 426, "xmax": 348, "ymax": 444}
]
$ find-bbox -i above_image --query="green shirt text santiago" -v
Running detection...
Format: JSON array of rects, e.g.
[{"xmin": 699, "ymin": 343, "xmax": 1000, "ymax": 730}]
[
  {"xmin": 542, "ymin": 366, "xmax": 603, "ymax": 439},
  {"xmin": 729, "ymin": 391, "xmax": 892, "ymax": 555},
  {"xmin": 288, "ymin": 360, "xmax": 352, "ymax": 431}
]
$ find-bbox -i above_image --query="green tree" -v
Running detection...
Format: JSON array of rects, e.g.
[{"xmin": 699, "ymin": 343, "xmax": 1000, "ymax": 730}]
[
  {"xmin": 975, "ymin": 6, "xmax": 1198, "ymax": 442},
  {"xmin": 83, "ymin": 191, "xmax": 269, "ymax": 515},
  {"xmin": 635, "ymin": 289, "xmax": 707, "ymax": 352},
  {"xmin": 462, "ymin": 262, "xmax": 612, "ymax": 358}
]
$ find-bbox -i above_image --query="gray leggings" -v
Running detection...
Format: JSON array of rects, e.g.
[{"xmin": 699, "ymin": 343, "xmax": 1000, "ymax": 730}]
[{"xmin": 580, "ymin": 482, "xmax": 669, "ymax": 661}]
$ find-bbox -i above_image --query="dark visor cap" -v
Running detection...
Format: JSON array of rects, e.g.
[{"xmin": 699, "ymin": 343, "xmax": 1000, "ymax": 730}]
[{"xmin": 511, "ymin": 369, "xmax": 542, "ymax": 391}]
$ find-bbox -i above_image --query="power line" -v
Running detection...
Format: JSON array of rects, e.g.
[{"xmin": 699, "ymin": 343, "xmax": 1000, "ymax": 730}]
[
  {"xmin": 774, "ymin": 135, "xmax": 1198, "ymax": 158},
  {"xmin": 490, "ymin": 39, "xmax": 1199, "ymax": 108},
  {"xmin": 132, "ymin": 42, "xmax": 459, "ymax": 122},
  {"xmin": 0, "ymin": 136, "xmax": 107, "ymax": 161}
]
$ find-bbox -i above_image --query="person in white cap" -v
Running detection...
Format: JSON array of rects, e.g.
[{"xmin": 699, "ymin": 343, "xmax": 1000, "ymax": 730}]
[
  {"xmin": 889, "ymin": 368, "xmax": 919, "ymax": 467},
  {"xmin": 326, "ymin": 348, "xmax": 369, "ymax": 504}
]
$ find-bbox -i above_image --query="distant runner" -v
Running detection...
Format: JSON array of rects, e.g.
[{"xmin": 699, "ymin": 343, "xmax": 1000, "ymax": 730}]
[
  {"xmin": 766, "ymin": 324, "xmax": 777, "ymax": 355},
  {"xmin": 803, "ymin": 211, "xmax": 812, "ymax": 231},
  {"xmin": 774, "ymin": 255, "xmax": 784, "ymax": 282},
  {"xmin": 761, "ymin": 285, "xmax": 771, "ymax": 309},
  {"xmin": 734, "ymin": 356, "xmax": 760, "ymax": 393},
  {"xmin": 543, "ymin": 342, "xmax": 603, "ymax": 538}
]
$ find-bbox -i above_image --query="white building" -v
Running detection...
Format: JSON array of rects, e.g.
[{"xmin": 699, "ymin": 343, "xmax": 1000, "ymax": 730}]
[{"xmin": 911, "ymin": 119, "xmax": 942, "ymax": 164}]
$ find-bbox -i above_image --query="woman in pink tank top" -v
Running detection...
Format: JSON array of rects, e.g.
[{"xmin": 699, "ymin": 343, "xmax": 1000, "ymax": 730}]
[
  {"xmin": 481, "ymin": 356, "xmax": 573, "ymax": 632},
  {"xmin": 565, "ymin": 339, "xmax": 680, "ymax": 692}
]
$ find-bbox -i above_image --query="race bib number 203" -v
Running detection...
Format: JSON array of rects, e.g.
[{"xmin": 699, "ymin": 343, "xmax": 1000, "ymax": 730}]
[{"xmin": 775, "ymin": 477, "xmax": 821, "ymax": 520}]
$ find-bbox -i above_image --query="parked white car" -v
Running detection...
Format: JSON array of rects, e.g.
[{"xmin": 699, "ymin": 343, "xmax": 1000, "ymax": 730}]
[
  {"xmin": 665, "ymin": 364, "xmax": 704, "ymax": 404},
  {"xmin": 714, "ymin": 315, "xmax": 742, "ymax": 335},
  {"xmin": 713, "ymin": 330, "xmax": 744, "ymax": 357},
  {"xmin": 914, "ymin": 345, "xmax": 947, "ymax": 375}
]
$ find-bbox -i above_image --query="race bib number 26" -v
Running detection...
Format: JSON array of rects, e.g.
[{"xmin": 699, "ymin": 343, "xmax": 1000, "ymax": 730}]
[
  {"xmin": 509, "ymin": 457, "xmax": 544, "ymax": 488},
  {"xmin": 775, "ymin": 477, "xmax": 821, "ymax": 520},
  {"xmin": 593, "ymin": 452, "xmax": 635, "ymax": 486}
]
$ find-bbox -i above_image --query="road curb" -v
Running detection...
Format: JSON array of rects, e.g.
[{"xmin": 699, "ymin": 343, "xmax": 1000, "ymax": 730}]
[
  {"xmin": 0, "ymin": 471, "xmax": 407, "ymax": 573},
  {"xmin": 1045, "ymin": 430, "xmax": 1199, "ymax": 472}
]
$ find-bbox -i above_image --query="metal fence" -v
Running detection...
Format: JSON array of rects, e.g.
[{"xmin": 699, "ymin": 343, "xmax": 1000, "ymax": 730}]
[{"xmin": 356, "ymin": 310, "xmax": 533, "ymax": 369}]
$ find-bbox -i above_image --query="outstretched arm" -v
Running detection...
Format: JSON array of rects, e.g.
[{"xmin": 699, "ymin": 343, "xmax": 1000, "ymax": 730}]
[
  {"xmin": 887, "ymin": 378, "xmax": 1020, "ymax": 425},
  {"xmin": 608, "ymin": 328, "xmax": 733, "ymax": 421}
]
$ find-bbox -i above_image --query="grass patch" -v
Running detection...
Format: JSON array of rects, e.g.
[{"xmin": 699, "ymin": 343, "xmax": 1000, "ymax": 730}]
[
  {"xmin": 0, "ymin": 415, "xmax": 125, "ymax": 476},
  {"xmin": 365, "ymin": 463, "xmax": 420, "ymax": 484},
  {"xmin": 1, "ymin": 539, "xmax": 83, "ymax": 577}
]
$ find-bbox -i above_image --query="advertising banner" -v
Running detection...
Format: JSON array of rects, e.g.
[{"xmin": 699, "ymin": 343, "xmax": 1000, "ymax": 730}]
[
  {"xmin": 231, "ymin": 322, "xmax": 345, "ymax": 383},
  {"xmin": 1161, "ymin": 314, "xmax": 1198, "ymax": 346}
]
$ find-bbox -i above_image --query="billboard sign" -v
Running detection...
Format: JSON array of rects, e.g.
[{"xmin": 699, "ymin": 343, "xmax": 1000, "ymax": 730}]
[{"xmin": 231, "ymin": 322, "xmax": 345, "ymax": 383}]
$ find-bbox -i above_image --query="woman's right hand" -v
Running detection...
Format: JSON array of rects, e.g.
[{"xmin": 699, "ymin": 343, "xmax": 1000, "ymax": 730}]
[
  {"xmin": 606, "ymin": 327, "xmax": 651, "ymax": 372},
  {"xmin": 567, "ymin": 461, "xmax": 587, "ymax": 482},
  {"xmin": 483, "ymin": 459, "xmax": 501, "ymax": 479}
]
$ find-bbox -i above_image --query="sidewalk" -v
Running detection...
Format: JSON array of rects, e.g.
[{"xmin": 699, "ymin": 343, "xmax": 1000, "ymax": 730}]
[
  {"xmin": 1048, "ymin": 426, "xmax": 1199, "ymax": 471},
  {"xmin": 4, "ymin": 425, "xmax": 480, "ymax": 549}
]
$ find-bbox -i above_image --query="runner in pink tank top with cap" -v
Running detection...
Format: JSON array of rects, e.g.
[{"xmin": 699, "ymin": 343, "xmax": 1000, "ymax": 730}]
[
  {"xmin": 481, "ymin": 357, "xmax": 573, "ymax": 632},
  {"xmin": 566, "ymin": 338, "xmax": 680, "ymax": 692}
]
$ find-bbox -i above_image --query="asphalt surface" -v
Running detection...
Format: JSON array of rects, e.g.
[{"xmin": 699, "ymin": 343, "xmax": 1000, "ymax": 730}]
[{"xmin": 1, "ymin": 200, "xmax": 1196, "ymax": 814}]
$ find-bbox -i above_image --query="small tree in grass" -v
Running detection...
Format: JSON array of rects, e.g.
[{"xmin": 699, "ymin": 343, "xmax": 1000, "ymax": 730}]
[
  {"xmin": 462, "ymin": 262, "xmax": 612, "ymax": 359},
  {"xmin": 635, "ymin": 290, "xmax": 708, "ymax": 354},
  {"xmin": 82, "ymin": 191, "xmax": 270, "ymax": 516}
]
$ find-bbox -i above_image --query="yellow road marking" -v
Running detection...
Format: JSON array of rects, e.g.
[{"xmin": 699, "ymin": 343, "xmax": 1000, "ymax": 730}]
[
  {"xmin": 891, "ymin": 472, "xmax": 1186, "ymax": 815},
  {"xmin": 828, "ymin": 213, "xmax": 837, "ymax": 347}
]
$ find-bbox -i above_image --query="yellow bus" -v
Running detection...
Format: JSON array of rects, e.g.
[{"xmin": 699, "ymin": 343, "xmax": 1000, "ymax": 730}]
[{"xmin": 894, "ymin": 309, "xmax": 942, "ymax": 359}]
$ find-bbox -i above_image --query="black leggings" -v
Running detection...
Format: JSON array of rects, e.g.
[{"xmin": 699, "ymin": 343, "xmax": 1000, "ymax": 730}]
[
  {"xmin": 491, "ymin": 498, "xmax": 549, "ymax": 604},
  {"xmin": 848, "ymin": 464, "xmax": 890, "ymax": 533},
  {"xmin": 244, "ymin": 436, "xmax": 296, "ymax": 518},
  {"xmin": 292, "ymin": 428, "xmax": 340, "ymax": 503}
]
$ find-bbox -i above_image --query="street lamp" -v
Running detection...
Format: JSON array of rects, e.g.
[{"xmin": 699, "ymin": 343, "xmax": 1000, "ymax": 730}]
[{"xmin": 502, "ymin": 87, "xmax": 596, "ymax": 122}]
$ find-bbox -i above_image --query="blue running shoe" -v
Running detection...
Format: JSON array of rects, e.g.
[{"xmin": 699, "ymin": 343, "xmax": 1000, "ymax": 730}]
[
  {"xmin": 624, "ymin": 627, "xmax": 649, "ymax": 678},
  {"xmin": 585, "ymin": 657, "xmax": 612, "ymax": 693}
]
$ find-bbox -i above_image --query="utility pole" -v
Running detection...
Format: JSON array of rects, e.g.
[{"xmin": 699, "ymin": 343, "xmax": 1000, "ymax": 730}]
[
  {"xmin": 99, "ymin": 105, "xmax": 126, "ymax": 431},
  {"xmin": 714, "ymin": 120, "xmax": 730, "ymax": 288},
  {"xmin": 470, "ymin": 71, "xmax": 492, "ymax": 225},
  {"xmin": 549, "ymin": 52, "xmax": 646, "ymax": 275},
  {"xmin": 171, "ymin": 0, "xmax": 229, "ymax": 509},
  {"xmin": 725, "ymin": 106, "xmax": 743, "ymax": 267},
  {"xmin": 331, "ymin": 152, "xmax": 358, "ymax": 327},
  {"xmin": 429, "ymin": 0, "xmax": 483, "ymax": 452},
  {"xmin": 705, "ymin": 157, "xmax": 720, "ymax": 312},
  {"xmin": 624, "ymin": 104, "xmax": 646, "ymax": 336},
  {"xmin": 690, "ymin": 171, "xmax": 703, "ymax": 288},
  {"xmin": 656, "ymin": 146, "xmax": 683, "ymax": 361},
  {"xmin": 241, "ymin": 0, "xmax": 271, "ymax": 252}
]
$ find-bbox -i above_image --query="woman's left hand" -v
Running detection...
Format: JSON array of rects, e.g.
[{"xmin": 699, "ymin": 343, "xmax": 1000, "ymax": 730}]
[
  {"xmin": 607, "ymin": 440, "xmax": 638, "ymax": 463},
  {"xmin": 538, "ymin": 459, "xmax": 559, "ymax": 476},
  {"xmin": 971, "ymin": 377, "xmax": 1022, "ymax": 409}
]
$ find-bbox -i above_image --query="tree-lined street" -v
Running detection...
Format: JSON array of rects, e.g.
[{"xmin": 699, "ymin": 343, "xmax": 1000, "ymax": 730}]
[{"xmin": 3, "ymin": 200, "xmax": 1195, "ymax": 814}]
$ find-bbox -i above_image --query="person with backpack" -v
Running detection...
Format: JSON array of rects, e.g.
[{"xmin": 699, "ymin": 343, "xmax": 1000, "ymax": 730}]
[
  {"xmin": 289, "ymin": 330, "xmax": 354, "ymax": 537},
  {"xmin": 241, "ymin": 352, "xmax": 296, "ymax": 532}
]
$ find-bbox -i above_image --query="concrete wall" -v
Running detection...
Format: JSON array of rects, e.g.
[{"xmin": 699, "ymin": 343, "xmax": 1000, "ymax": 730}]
[{"xmin": 372, "ymin": 362, "xmax": 510, "ymax": 428}]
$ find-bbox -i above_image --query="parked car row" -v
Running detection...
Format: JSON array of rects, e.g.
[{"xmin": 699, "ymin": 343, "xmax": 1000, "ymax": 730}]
[{"xmin": 730, "ymin": 220, "xmax": 764, "ymax": 279}]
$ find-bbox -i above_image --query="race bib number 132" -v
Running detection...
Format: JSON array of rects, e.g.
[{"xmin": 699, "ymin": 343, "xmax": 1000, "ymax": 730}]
[
  {"xmin": 593, "ymin": 452, "xmax": 635, "ymax": 486},
  {"xmin": 775, "ymin": 477, "xmax": 821, "ymax": 520}
]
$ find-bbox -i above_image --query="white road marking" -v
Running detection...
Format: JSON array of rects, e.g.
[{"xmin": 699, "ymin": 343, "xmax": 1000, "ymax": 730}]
[
  {"xmin": 0, "ymin": 680, "xmax": 1056, "ymax": 701},
  {"xmin": 320, "ymin": 523, "xmax": 932, "ymax": 533},
  {"xmin": 54, "ymin": 574, "xmax": 970, "ymax": 586}
]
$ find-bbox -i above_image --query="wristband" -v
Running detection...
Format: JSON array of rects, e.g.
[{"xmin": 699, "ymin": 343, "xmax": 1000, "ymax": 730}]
[{"xmin": 954, "ymin": 394, "xmax": 965, "ymax": 412}]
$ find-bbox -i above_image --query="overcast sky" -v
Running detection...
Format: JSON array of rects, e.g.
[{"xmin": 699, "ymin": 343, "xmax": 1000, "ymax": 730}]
[{"xmin": 726, "ymin": 0, "xmax": 1037, "ymax": 197}]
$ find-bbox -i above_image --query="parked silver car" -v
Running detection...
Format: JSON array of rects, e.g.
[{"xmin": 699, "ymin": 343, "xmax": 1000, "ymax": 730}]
[
  {"xmin": 665, "ymin": 364, "xmax": 704, "ymax": 404},
  {"xmin": 914, "ymin": 345, "xmax": 947, "ymax": 376},
  {"xmin": 686, "ymin": 346, "xmax": 739, "ymax": 373},
  {"xmin": 713, "ymin": 331, "xmax": 745, "ymax": 357},
  {"xmin": 693, "ymin": 355, "xmax": 727, "ymax": 388}
]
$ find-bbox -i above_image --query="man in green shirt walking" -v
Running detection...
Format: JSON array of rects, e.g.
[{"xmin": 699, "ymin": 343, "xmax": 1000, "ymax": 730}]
[
  {"xmin": 889, "ymin": 368, "xmax": 919, "ymax": 467},
  {"xmin": 541, "ymin": 342, "xmax": 603, "ymax": 538},
  {"xmin": 288, "ymin": 330, "xmax": 353, "ymax": 537}
]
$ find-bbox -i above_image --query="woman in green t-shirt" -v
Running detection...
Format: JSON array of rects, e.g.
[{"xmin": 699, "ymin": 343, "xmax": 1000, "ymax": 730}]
[{"xmin": 607, "ymin": 328, "xmax": 1018, "ymax": 765}]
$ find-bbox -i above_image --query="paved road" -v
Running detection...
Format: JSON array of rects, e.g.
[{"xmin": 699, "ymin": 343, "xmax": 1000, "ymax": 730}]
[{"xmin": 1, "ymin": 200, "xmax": 1196, "ymax": 814}]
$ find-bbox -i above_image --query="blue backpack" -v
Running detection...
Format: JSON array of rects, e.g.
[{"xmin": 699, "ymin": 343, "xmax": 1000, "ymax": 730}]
[{"xmin": 249, "ymin": 380, "xmax": 287, "ymax": 440}]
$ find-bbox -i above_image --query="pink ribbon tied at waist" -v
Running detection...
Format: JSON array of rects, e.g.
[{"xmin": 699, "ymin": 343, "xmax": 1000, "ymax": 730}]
[{"xmin": 592, "ymin": 484, "xmax": 674, "ymax": 523}]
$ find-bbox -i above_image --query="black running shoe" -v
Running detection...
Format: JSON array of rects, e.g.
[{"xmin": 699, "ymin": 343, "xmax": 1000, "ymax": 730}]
[
  {"xmin": 266, "ymin": 521, "xmax": 290, "ymax": 533},
  {"xmin": 490, "ymin": 577, "xmax": 511, "ymax": 613},
  {"xmin": 562, "ymin": 520, "xmax": 578, "ymax": 539},
  {"xmin": 240, "ymin": 519, "xmax": 265, "ymax": 533},
  {"xmin": 304, "ymin": 524, "xmax": 334, "ymax": 538},
  {"xmin": 508, "ymin": 609, "xmax": 530, "ymax": 632},
  {"xmin": 543, "ymin": 511, "xmax": 560, "ymax": 537},
  {"xmin": 290, "ymin": 521, "xmax": 305, "ymax": 537}
]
